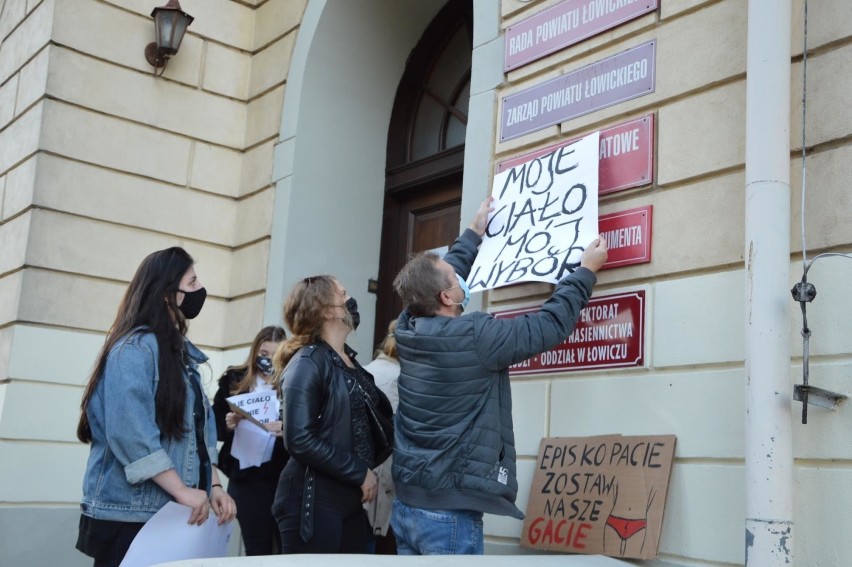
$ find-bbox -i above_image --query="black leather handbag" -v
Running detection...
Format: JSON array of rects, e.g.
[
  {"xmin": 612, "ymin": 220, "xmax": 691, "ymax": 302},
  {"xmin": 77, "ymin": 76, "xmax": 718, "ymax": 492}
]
[{"xmin": 357, "ymin": 382, "xmax": 394, "ymax": 466}]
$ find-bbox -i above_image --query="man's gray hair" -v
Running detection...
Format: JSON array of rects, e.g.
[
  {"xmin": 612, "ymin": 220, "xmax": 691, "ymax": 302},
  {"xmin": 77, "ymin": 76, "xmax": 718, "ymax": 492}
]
[{"xmin": 393, "ymin": 252, "xmax": 452, "ymax": 317}]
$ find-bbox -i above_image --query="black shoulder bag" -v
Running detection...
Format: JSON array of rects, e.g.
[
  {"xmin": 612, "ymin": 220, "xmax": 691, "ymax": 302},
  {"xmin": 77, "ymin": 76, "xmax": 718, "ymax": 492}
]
[{"xmin": 356, "ymin": 381, "xmax": 394, "ymax": 466}]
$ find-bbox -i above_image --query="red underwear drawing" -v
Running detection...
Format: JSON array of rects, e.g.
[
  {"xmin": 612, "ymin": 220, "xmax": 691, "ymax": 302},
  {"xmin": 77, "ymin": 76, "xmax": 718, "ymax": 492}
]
[
  {"xmin": 605, "ymin": 515, "xmax": 647, "ymax": 540},
  {"xmin": 604, "ymin": 486, "xmax": 656, "ymax": 556}
]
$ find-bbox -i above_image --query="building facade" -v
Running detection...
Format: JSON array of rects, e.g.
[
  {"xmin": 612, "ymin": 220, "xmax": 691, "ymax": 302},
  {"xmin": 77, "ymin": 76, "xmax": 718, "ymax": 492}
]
[{"xmin": 0, "ymin": 0, "xmax": 850, "ymax": 565}]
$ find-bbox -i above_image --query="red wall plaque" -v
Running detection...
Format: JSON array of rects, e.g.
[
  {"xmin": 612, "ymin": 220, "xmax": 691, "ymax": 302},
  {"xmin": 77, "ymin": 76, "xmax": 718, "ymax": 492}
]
[
  {"xmin": 599, "ymin": 205, "xmax": 652, "ymax": 270},
  {"xmin": 498, "ymin": 114, "xmax": 654, "ymax": 196},
  {"xmin": 495, "ymin": 290, "xmax": 645, "ymax": 374}
]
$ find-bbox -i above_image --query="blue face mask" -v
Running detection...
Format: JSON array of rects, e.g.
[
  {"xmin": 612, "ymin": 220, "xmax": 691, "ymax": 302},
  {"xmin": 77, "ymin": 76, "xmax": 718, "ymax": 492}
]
[{"xmin": 454, "ymin": 273, "xmax": 471, "ymax": 312}]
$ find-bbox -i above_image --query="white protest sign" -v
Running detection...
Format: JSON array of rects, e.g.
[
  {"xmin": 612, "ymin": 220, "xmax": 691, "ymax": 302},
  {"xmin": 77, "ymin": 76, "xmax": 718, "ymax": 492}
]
[
  {"xmin": 231, "ymin": 421, "xmax": 274, "ymax": 469},
  {"xmin": 120, "ymin": 501, "xmax": 232, "ymax": 567},
  {"xmin": 226, "ymin": 390, "xmax": 279, "ymax": 424},
  {"xmin": 468, "ymin": 131, "xmax": 600, "ymax": 292},
  {"xmin": 227, "ymin": 390, "xmax": 279, "ymax": 469}
]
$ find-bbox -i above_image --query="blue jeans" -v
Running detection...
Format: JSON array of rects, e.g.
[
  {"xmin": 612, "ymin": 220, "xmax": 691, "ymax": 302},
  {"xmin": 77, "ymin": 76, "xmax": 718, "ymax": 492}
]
[{"xmin": 391, "ymin": 499, "xmax": 484, "ymax": 555}]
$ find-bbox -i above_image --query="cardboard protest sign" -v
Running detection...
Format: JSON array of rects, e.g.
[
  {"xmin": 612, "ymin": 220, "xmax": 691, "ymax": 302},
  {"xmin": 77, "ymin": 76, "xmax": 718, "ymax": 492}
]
[
  {"xmin": 522, "ymin": 434, "xmax": 676, "ymax": 559},
  {"xmin": 469, "ymin": 131, "xmax": 599, "ymax": 292}
]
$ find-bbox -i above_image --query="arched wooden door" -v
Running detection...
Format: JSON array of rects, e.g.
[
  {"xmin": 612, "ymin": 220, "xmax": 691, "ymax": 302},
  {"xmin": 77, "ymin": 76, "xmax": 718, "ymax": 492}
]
[{"xmin": 374, "ymin": 0, "xmax": 473, "ymax": 347}]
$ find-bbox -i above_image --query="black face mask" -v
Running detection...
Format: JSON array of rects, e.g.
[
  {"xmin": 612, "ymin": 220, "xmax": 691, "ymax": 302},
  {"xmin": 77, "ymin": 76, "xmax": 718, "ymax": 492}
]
[
  {"xmin": 345, "ymin": 297, "xmax": 360, "ymax": 330},
  {"xmin": 178, "ymin": 287, "xmax": 207, "ymax": 319},
  {"xmin": 256, "ymin": 355, "xmax": 274, "ymax": 377}
]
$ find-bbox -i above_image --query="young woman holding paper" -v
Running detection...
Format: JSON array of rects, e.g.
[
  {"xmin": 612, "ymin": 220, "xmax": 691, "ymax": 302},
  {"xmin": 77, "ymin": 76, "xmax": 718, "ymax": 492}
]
[
  {"xmin": 76, "ymin": 247, "xmax": 236, "ymax": 567},
  {"xmin": 212, "ymin": 325, "xmax": 289, "ymax": 556},
  {"xmin": 271, "ymin": 275, "xmax": 394, "ymax": 554}
]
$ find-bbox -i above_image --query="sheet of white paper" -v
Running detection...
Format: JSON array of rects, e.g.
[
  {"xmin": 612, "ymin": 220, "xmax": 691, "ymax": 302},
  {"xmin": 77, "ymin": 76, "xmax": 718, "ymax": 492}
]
[
  {"xmin": 119, "ymin": 501, "xmax": 232, "ymax": 567},
  {"xmin": 226, "ymin": 390, "xmax": 280, "ymax": 425},
  {"xmin": 231, "ymin": 419, "xmax": 273, "ymax": 469},
  {"xmin": 261, "ymin": 434, "xmax": 275, "ymax": 463},
  {"xmin": 468, "ymin": 131, "xmax": 600, "ymax": 292}
]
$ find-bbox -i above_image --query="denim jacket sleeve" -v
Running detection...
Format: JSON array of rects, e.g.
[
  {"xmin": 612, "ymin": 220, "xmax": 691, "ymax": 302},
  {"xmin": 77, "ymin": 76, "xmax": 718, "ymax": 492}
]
[{"xmin": 103, "ymin": 339, "xmax": 175, "ymax": 485}]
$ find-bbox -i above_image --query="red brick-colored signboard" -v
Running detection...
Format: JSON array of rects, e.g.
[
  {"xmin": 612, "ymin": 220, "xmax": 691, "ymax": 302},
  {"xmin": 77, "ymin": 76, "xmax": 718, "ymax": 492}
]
[
  {"xmin": 600, "ymin": 206, "xmax": 652, "ymax": 270},
  {"xmin": 498, "ymin": 114, "xmax": 654, "ymax": 196},
  {"xmin": 495, "ymin": 290, "xmax": 645, "ymax": 374},
  {"xmin": 505, "ymin": 0, "xmax": 659, "ymax": 71}
]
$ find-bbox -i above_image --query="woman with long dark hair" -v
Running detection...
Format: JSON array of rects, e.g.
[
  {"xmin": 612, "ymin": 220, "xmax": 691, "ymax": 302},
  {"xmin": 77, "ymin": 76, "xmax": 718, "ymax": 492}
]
[
  {"xmin": 76, "ymin": 247, "xmax": 236, "ymax": 567},
  {"xmin": 271, "ymin": 275, "xmax": 393, "ymax": 554},
  {"xmin": 212, "ymin": 325, "xmax": 289, "ymax": 555}
]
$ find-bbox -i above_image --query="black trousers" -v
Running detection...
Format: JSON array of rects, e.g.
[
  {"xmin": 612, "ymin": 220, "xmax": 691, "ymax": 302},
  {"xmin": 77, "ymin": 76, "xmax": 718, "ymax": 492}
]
[
  {"xmin": 77, "ymin": 516, "xmax": 145, "ymax": 567},
  {"xmin": 93, "ymin": 523, "xmax": 143, "ymax": 567},
  {"xmin": 228, "ymin": 473, "xmax": 279, "ymax": 556},
  {"xmin": 272, "ymin": 462, "xmax": 372, "ymax": 554}
]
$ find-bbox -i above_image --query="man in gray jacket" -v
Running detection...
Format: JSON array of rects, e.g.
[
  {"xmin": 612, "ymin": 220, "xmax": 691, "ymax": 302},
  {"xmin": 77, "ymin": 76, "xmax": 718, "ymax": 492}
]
[{"xmin": 390, "ymin": 197, "xmax": 608, "ymax": 555}]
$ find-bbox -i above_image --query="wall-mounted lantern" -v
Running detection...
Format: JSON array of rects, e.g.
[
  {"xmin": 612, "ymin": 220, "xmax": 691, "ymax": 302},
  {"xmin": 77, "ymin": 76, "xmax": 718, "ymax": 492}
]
[{"xmin": 144, "ymin": 0, "xmax": 194, "ymax": 73}]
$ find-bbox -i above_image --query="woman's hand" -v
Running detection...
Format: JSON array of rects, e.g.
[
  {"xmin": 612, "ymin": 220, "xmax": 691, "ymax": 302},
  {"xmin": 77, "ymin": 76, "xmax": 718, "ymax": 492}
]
[
  {"xmin": 264, "ymin": 420, "xmax": 283, "ymax": 438},
  {"xmin": 224, "ymin": 412, "xmax": 242, "ymax": 431},
  {"xmin": 153, "ymin": 469, "xmax": 209, "ymax": 526},
  {"xmin": 175, "ymin": 486, "xmax": 210, "ymax": 526},
  {"xmin": 360, "ymin": 468, "xmax": 378, "ymax": 503},
  {"xmin": 209, "ymin": 485, "xmax": 237, "ymax": 525}
]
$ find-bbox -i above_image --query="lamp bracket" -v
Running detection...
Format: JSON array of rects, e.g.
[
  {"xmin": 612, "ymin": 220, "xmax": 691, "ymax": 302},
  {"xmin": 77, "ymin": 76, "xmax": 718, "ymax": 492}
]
[{"xmin": 144, "ymin": 42, "xmax": 167, "ymax": 68}]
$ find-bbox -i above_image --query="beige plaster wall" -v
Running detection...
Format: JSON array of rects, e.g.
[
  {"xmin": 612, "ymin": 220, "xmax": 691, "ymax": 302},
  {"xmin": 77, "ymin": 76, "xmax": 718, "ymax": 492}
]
[
  {"xmin": 0, "ymin": 0, "xmax": 308, "ymax": 355},
  {"xmin": 3, "ymin": 0, "xmax": 850, "ymax": 564},
  {"xmin": 0, "ymin": 0, "xmax": 305, "ymax": 344},
  {"xmin": 491, "ymin": 0, "xmax": 852, "ymax": 565},
  {"xmin": 0, "ymin": 1, "xmax": 305, "ymax": 563}
]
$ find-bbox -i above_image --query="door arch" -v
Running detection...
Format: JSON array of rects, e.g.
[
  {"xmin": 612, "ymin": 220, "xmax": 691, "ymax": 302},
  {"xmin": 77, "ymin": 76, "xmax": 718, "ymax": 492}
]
[
  {"xmin": 266, "ymin": 0, "xmax": 446, "ymax": 356},
  {"xmin": 374, "ymin": 0, "xmax": 473, "ymax": 346}
]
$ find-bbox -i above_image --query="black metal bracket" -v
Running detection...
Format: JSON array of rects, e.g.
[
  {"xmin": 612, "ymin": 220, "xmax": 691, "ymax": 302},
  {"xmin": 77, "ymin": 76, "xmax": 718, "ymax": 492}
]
[
  {"xmin": 791, "ymin": 281, "xmax": 817, "ymax": 303},
  {"xmin": 791, "ymin": 279, "xmax": 846, "ymax": 423},
  {"xmin": 793, "ymin": 384, "xmax": 847, "ymax": 411}
]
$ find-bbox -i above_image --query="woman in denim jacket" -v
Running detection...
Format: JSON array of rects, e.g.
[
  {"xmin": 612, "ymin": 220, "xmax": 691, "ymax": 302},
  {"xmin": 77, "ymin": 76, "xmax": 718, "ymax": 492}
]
[{"xmin": 75, "ymin": 247, "xmax": 236, "ymax": 567}]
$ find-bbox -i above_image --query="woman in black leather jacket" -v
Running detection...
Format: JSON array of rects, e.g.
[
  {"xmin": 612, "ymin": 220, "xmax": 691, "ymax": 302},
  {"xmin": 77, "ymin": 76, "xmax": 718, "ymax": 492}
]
[{"xmin": 271, "ymin": 275, "xmax": 393, "ymax": 554}]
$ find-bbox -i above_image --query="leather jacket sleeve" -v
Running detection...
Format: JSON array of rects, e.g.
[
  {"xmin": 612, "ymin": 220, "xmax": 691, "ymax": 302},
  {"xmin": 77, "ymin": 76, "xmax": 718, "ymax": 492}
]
[{"xmin": 282, "ymin": 354, "xmax": 369, "ymax": 486}]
